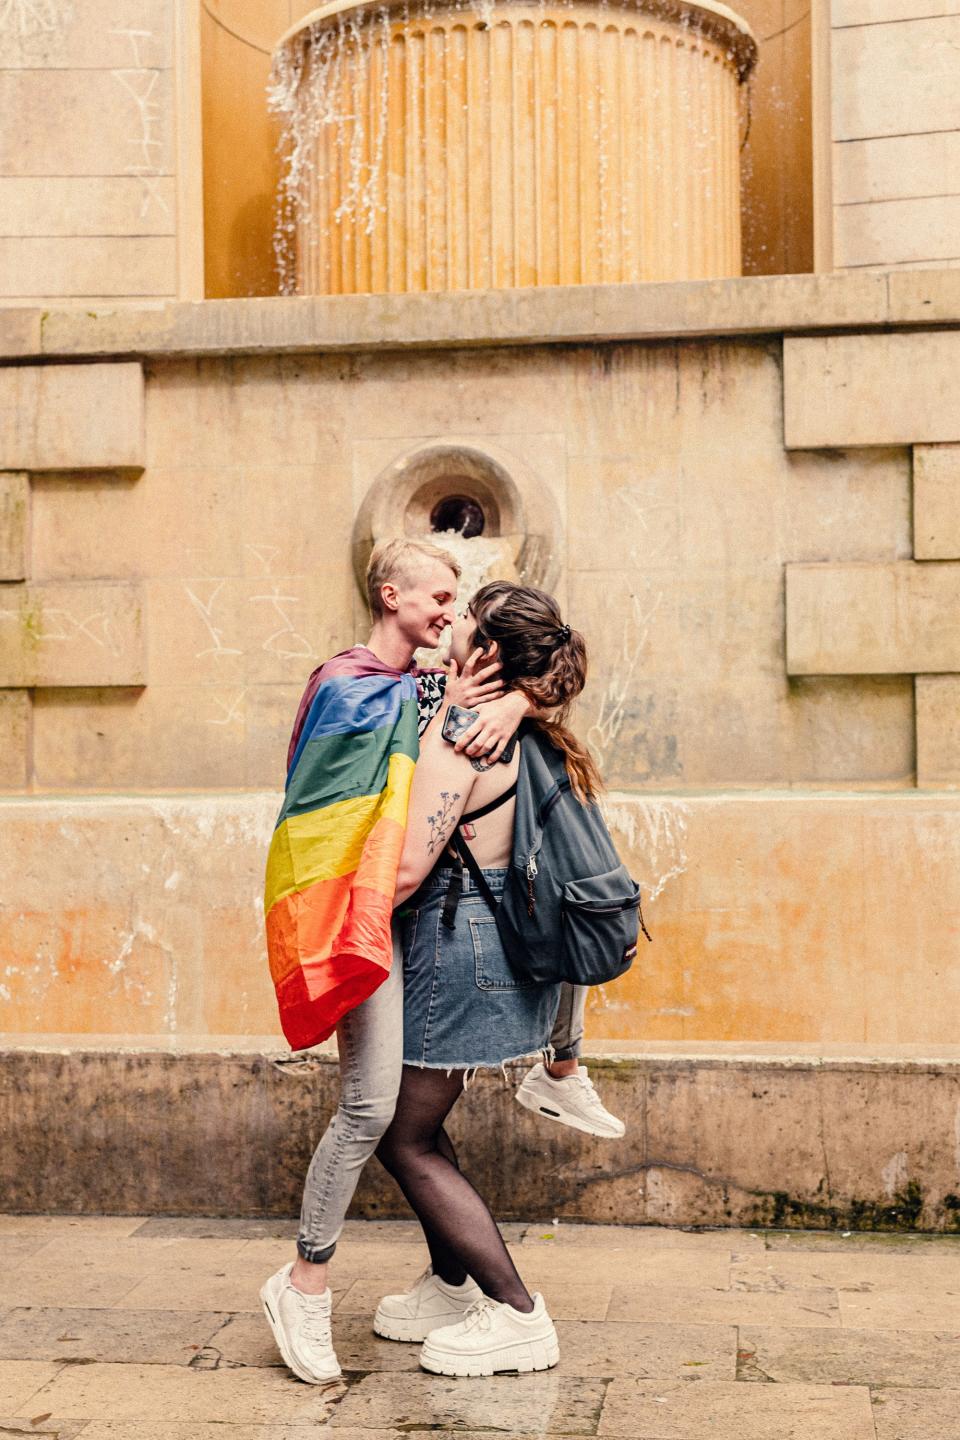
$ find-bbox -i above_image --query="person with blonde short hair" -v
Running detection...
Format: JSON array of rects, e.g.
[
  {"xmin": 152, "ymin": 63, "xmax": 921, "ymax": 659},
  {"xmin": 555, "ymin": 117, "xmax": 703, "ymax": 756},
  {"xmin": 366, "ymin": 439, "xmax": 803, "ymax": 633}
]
[{"xmin": 261, "ymin": 537, "xmax": 527, "ymax": 1385}]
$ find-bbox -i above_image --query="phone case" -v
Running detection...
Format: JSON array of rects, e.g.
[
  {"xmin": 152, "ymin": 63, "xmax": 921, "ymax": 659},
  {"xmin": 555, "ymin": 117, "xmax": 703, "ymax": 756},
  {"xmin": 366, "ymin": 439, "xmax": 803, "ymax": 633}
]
[{"xmin": 441, "ymin": 704, "xmax": 480, "ymax": 744}]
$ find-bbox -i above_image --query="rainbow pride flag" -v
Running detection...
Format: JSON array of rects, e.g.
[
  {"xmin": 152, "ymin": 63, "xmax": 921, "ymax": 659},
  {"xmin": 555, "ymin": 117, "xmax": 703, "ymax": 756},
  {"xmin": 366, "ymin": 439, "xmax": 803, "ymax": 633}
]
[{"xmin": 264, "ymin": 648, "xmax": 419, "ymax": 1051}]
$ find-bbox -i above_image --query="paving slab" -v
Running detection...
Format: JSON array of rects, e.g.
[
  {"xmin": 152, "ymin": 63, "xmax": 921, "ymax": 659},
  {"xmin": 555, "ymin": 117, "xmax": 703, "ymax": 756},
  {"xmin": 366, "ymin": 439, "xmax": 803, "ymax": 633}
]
[
  {"xmin": 839, "ymin": 1288, "xmax": 960, "ymax": 1331},
  {"xmin": 871, "ymin": 1386, "xmax": 960, "ymax": 1439},
  {"xmin": 513, "ymin": 1246, "xmax": 730, "ymax": 1290},
  {"xmin": 0, "ymin": 1418, "xmax": 85, "ymax": 1438},
  {"xmin": 207, "ymin": 1312, "xmax": 423, "ymax": 1373},
  {"xmin": 0, "ymin": 1238, "xmax": 254, "ymax": 1310},
  {"xmin": 598, "ymin": 1378, "xmax": 876, "ymax": 1439},
  {"xmin": 329, "ymin": 1372, "xmax": 606, "ymax": 1433},
  {"xmin": 0, "ymin": 1236, "xmax": 51, "ymax": 1268},
  {"xmin": 12, "ymin": 1362, "xmax": 345, "ymax": 1425},
  {"xmin": 76, "ymin": 1428, "xmax": 327, "ymax": 1440},
  {"xmin": 31, "ymin": 1237, "xmax": 250, "ymax": 1267},
  {"xmin": 0, "ymin": 1258, "xmax": 142, "ymax": 1310},
  {"xmin": 0, "ymin": 1217, "xmax": 143, "ymax": 1238},
  {"xmin": 114, "ymin": 1269, "xmax": 352, "ymax": 1316},
  {"xmin": 731, "ymin": 1250, "xmax": 960, "ymax": 1293},
  {"xmin": 519, "ymin": 1225, "xmax": 766, "ymax": 1252},
  {"xmin": 0, "ymin": 1307, "xmax": 225, "ymax": 1365},
  {"xmin": 552, "ymin": 1321, "xmax": 736, "ymax": 1380},
  {"xmin": 738, "ymin": 1324, "xmax": 960, "ymax": 1387},
  {"xmin": 607, "ymin": 1284, "xmax": 840, "ymax": 1328},
  {"xmin": 0, "ymin": 1361, "xmax": 67, "ymax": 1412},
  {"xmin": 762, "ymin": 1228, "xmax": 960, "ymax": 1252},
  {"xmin": 131, "ymin": 1219, "xmax": 301, "ymax": 1241},
  {"xmin": 1, "ymin": 1216, "xmax": 957, "ymax": 1439},
  {"xmin": 235, "ymin": 1238, "xmax": 430, "ymax": 1278}
]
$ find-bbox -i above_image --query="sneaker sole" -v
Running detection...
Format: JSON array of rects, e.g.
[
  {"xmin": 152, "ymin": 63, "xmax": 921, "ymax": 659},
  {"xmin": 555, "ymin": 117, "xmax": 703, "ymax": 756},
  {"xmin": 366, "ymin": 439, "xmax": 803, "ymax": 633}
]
[
  {"xmin": 514, "ymin": 1087, "xmax": 626, "ymax": 1140},
  {"xmin": 259, "ymin": 1282, "xmax": 342, "ymax": 1385},
  {"xmin": 419, "ymin": 1334, "xmax": 560, "ymax": 1378},
  {"xmin": 374, "ymin": 1309, "xmax": 445, "ymax": 1343}
]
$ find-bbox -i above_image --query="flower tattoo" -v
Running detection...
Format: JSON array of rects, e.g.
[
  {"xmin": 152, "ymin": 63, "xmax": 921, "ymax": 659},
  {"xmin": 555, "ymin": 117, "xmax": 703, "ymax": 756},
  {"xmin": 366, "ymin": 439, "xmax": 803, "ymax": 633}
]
[{"xmin": 427, "ymin": 790, "xmax": 461, "ymax": 853}]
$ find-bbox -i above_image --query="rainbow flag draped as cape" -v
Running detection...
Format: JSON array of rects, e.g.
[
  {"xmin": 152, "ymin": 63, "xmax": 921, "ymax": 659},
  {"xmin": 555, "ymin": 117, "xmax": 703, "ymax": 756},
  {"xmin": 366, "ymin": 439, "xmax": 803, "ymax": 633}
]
[{"xmin": 264, "ymin": 647, "xmax": 419, "ymax": 1051}]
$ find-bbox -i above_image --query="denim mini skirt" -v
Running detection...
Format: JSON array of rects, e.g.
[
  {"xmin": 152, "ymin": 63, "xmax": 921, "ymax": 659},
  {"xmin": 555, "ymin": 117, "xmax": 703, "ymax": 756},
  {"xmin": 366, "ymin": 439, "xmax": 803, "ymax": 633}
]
[{"xmin": 400, "ymin": 866, "xmax": 562, "ymax": 1070}]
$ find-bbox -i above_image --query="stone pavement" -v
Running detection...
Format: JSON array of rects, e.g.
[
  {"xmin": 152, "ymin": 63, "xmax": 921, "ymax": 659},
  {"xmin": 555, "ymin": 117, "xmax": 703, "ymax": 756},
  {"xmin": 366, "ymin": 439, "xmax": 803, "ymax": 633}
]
[{"xmin": 0, "ymin": 1215, "xmax": 959, "ymax": 1439}]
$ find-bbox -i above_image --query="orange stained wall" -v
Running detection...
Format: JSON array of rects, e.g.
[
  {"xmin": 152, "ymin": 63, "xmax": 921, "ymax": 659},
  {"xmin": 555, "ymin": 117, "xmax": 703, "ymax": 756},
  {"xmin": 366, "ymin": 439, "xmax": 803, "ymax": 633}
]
[
  {"xmin": 737, "ymin": 0, "xmax": 814, "ymax": 276},
  {"xmin": 201, "ymin": 0, "xmax": 317, "ymax": 299},
  {"xmin": 200, "ymin": 0, "xmax": 814, "ymax": 297}
]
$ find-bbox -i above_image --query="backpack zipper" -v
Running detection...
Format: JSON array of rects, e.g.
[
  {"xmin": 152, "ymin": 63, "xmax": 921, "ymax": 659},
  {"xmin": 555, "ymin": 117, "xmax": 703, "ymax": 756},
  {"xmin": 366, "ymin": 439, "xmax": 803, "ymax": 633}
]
[{"xmin": 526, "ymin": 854, "xmax": 538, "ymax": 916}]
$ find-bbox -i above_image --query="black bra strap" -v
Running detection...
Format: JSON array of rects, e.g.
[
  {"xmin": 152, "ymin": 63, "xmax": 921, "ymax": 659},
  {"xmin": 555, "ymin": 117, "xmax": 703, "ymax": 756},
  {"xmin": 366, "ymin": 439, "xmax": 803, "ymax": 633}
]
[{"xmin": 460, "ymin": 780, "xmax": 517, "ymax": 827}]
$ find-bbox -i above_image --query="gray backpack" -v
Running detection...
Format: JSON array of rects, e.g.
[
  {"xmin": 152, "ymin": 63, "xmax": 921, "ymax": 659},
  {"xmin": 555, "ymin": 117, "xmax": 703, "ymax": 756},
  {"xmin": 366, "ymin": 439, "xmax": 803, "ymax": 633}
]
[{"xmin": 449, "ymin": 724, "xmax": 650, "ymax": 985}]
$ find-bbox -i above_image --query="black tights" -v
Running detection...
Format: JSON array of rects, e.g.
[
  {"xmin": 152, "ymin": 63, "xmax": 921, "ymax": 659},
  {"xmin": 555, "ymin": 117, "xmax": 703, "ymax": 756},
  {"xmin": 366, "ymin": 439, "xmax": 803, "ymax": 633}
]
[{"xmin": 376, "ymin": 1066, "xmax": 533, "ymax": 1312}]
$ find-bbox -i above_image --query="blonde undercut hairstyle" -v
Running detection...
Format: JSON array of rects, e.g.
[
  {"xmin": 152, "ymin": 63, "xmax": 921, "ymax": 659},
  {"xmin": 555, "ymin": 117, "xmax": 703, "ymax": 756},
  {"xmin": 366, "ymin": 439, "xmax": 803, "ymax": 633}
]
[{"xmin": 365, "ymin": 537, "xmax": 462, "ymax": 619}]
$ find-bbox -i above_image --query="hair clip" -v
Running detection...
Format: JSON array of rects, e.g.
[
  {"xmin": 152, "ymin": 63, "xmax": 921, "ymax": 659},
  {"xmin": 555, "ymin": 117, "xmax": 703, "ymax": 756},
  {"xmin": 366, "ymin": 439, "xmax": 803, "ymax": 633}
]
[{"xmin": 557, "ymin": 623, "xmax": 571, "ymax": 643}]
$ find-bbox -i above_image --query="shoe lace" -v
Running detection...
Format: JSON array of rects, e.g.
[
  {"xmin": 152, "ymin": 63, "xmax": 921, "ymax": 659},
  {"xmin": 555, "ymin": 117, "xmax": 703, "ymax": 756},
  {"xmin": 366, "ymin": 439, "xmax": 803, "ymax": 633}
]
[
  {"xmin": 297, "ymin": 1293, "xmax": 332, "ymax": 1346},
  {"xmin": 461, "ymin": 1296, "xmax": 498, "ymax": 1333},
  {"xmin": 573, "ymin": 1070, "xmax": 607, "ymax": 1113}
]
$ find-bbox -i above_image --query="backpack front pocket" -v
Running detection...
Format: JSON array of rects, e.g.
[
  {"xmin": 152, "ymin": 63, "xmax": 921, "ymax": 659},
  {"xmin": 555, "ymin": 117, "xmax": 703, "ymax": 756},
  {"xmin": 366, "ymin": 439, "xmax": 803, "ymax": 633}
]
[{"xmin": 561, "ymin": 865, "xmax": 642, "ymax": 986}]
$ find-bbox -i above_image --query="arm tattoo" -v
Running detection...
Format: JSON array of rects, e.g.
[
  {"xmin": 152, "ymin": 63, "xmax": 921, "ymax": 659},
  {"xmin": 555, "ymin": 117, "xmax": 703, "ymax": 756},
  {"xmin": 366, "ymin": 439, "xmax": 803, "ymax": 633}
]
[{"xmin": 426, "ymin": 790, "xmax": 461, "ymax": 853}]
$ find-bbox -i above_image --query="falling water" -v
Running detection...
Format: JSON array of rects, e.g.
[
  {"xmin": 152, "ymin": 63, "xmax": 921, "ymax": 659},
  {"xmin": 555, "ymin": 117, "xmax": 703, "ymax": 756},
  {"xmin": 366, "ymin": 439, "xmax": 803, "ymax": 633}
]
[{"xmin": 268, "ymin": 0, "xmax": 756, "ymax": 295}]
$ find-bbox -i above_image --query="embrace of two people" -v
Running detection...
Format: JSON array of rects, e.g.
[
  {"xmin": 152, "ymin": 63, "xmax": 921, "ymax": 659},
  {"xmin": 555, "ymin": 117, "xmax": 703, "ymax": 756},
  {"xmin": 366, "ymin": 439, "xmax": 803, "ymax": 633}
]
[{"xmin": 259, "ymin": 538, "xmax": 630, "ymax": 1383}]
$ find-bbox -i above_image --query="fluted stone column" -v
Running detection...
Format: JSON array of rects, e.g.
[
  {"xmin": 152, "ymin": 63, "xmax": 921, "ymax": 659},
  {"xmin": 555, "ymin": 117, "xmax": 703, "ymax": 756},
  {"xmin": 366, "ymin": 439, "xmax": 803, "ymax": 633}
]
[{"xmin": 273, "ymin": 0, "xmax": 757, "ymax": 295}]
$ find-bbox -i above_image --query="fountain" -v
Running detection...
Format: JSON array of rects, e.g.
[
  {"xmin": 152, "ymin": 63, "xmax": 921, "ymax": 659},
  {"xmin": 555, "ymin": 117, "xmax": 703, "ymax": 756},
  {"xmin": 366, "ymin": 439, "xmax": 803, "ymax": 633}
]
[{"xmin": 270, "ymin": 0, "xmax": 757, "ymax": 295}]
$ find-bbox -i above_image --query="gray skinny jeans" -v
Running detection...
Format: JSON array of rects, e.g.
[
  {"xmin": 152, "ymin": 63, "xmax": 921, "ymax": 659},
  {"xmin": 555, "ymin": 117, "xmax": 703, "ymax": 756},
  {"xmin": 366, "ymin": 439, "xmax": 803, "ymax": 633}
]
[
  {"xmin": 550, "ymin": 982, "xmax": 586, "ymax": 1061},
  {"xmin": 297, "ymin": 950, "xmax": 586, "ymax": 1263},
  {"xmin": 297, "ymin": 933, "xmax": 404, "ymax": 1264}
]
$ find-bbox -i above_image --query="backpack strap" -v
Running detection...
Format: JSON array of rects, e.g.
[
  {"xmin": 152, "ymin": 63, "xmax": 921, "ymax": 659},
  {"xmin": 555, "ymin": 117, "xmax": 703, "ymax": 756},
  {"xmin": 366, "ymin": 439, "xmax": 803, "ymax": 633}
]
[
  {"xmin": 460, "ymin": 779, "xmax": 517, "ymax": 827},
  {"xmin": 446, "ymin": 831, "xmax": 500, "ymax": 918},
  {"xmin": 440, "ymin": 861, "xmax": 463, "ymax": 931}
]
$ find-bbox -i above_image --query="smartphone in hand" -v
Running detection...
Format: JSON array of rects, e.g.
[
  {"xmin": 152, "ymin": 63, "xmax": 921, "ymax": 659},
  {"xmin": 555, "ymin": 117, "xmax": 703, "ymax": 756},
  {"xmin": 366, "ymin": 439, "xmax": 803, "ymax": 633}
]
[
  {"xmin": 440, "ymin": 704, "xmax": 480, "ymax": 745},
  {"xmin": 441, "ymin": 704, "xmax": 519, "ymax": 765}
]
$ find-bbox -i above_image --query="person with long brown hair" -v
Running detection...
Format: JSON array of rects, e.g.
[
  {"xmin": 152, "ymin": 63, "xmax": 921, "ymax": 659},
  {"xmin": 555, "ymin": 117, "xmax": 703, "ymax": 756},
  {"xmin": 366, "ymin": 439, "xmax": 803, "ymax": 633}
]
[
  {"xmin": 370, "ymin": 582, "xmax": 601, "ymax": 1377},
  {"xmin": 476, "ymin": 582, "xmax": 627, "ymax": 1141}
]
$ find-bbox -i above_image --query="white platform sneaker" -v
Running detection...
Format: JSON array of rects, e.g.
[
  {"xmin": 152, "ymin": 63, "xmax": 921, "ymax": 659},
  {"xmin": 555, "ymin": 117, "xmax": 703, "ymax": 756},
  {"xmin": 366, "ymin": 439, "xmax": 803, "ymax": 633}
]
[
  {"xmin": 515, "ymin": 1062, "xmax": 626, "ymax": 1139},
  {"xmin": 419, "ymin": 1293, "xmax": 559, "ymax": 1377},
  {"xmin": 374, "ymin": 1266, "xmax": 483, "ymax": 1342},
  {"xmin": 259, "ymin": 1261, "xmax": 341, "ymax": 1384}
]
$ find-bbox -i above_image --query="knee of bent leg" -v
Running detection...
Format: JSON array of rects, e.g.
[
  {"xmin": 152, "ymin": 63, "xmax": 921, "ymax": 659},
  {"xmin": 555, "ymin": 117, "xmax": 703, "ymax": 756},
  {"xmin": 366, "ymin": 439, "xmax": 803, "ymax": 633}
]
[{"xmin": 340, "ymin": 1088, "xmax": 397, "ymax": 1143}]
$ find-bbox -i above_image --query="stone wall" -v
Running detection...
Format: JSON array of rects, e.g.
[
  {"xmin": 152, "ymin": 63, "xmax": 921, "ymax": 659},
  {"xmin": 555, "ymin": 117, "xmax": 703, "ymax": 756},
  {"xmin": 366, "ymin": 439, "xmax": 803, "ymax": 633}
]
[
  {"xmin": 829, "ymin": 0, "xmax": 960, "ymax": 269},
  {"xmin": 5, "ymin": 1039, "xmax": 959, "ymax": 1228},
  {"xmin": 0, "ymin": 0, "xmax": 202, "ymax": 305},
  {"xmin": 2, "ymin": 275, "xmax": 960, "ymax": 1047}
]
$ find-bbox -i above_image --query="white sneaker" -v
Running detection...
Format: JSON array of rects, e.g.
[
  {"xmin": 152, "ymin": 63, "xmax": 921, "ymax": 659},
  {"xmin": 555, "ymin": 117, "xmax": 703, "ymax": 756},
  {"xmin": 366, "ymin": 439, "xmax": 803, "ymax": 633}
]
[
  {"xmin": 420, "ymin": 1293, "xmax": 559, "ymax": 1377},
  {"xmin": 374, "ymin": 1266, "xmax": 483, "ymax": 1342},
  {"xmin": 259, "ymin": 1261, "xmax": 341, "ymax": 1384},
  {"xmin": 515, "ymin": 1062, "xmax": 626, "ymax": 1139}
]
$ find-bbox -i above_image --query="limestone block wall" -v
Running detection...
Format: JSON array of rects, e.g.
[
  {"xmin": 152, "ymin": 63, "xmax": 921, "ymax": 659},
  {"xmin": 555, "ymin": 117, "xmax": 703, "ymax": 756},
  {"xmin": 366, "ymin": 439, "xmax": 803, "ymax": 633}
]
[
  {"xmin": 0, "ymin": 363, "xmax": 146, "ymax": 787},
  {"xmin": 5, "ymin": 277, "xmax": 960, "ymax": 1047},
  {"xmin": 784, "ymin": 328, "xmax": 960, "ymax": 788},
  {"xmin": 0, "ymin": 0, "xmax": 203, "ymax": 305},
  {"xmin": 0, "ymin": 336, "xmax": 917, "ymax": 798},
  {"xmin": 829, "ymin": 0, "xmax": 960, "ymax": 269}
]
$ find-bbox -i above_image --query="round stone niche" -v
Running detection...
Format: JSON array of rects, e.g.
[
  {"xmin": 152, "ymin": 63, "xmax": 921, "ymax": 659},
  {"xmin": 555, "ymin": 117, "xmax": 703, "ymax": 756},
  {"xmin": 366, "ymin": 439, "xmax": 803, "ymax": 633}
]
[{"xmin": 352, "ymin": 442, "xmax": 563, "ymax": 609}]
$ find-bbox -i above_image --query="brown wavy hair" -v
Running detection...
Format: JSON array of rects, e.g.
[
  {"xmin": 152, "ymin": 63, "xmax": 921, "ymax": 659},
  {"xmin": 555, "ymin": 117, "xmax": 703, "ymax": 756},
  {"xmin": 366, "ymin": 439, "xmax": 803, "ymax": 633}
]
[{"xmin": 469, "ymin": 581, "xmax": 602, "ymax": 802}]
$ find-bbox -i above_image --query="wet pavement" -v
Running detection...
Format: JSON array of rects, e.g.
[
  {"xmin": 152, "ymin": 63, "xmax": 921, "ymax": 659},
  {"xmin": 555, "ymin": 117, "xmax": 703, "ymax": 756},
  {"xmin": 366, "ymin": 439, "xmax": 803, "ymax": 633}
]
[{"xmin": 0, "ymin": 1214, "xmax": 958, "ymax": 1438}]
